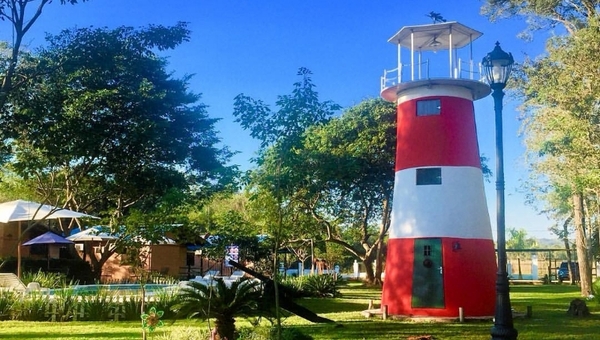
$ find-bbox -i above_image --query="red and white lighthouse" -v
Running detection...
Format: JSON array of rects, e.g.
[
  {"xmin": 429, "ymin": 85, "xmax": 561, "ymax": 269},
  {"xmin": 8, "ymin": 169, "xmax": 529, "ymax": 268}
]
[{"xmin": 380, "ymin": 22, "xmax": 496, "ymax": 318}]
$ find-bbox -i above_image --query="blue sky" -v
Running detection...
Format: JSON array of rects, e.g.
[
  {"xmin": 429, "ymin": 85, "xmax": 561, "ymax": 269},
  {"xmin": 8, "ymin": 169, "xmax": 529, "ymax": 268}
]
[{"xmin": 1, "ymin": 0, "xmax": 558, "ymax": 239}]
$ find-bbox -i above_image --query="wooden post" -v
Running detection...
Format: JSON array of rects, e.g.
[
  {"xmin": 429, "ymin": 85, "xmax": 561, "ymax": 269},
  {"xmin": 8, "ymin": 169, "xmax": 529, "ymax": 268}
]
[
  {"xmin": 459, "ymin": 307, "xmax": 464, "ymax": 322},
  {"xmin": 368, "ymin": 299, "xmax": 373, "ymax": 310},
  {"xmin": 382, "ymin": 305, "xmax": 388, "ymax": 320}
]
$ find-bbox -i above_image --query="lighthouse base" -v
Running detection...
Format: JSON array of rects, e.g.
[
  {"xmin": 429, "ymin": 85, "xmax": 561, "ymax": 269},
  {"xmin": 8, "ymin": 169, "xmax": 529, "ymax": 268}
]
[{"xmin": 382, "ymin": 237, "xmax": 496, "ymax": 318}]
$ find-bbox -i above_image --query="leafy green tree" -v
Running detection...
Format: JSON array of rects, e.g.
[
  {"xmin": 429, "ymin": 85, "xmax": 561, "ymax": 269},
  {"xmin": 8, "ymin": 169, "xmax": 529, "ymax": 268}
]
[
  {"xmin": 233, "ymin": 67, "xmax": 340, "ymax": 337},
  {"xmin": 486, "ymin": 0, "xmax": 600, "ymax": 295},
  {"xmin": 287, "ymin": 98, "xmax": 396, "ymax": 284},
  {"xmin": 0, "ymin": 0, "xmax": 90, "ymax": 109},
  {"xmin": 5, "ymin": 23, "xmax": 236, "ymax": 276},
  {"xmin": 7, "ymin": 23, "xmax": 235, "ymax": 227},
  {"xmin": 172, "ymin": 278, "xmax": 262, "ymax": 340},
  {"xmin": 482, "ymin": 0, "xmax": 597, "ymax": 37}
]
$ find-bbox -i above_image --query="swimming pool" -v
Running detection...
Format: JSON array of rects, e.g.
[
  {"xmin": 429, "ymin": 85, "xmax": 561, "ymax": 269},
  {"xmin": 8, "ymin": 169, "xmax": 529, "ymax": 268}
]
[{"xmin": 48, "ymin": 283, "xmax": 175, "ymax": 296}]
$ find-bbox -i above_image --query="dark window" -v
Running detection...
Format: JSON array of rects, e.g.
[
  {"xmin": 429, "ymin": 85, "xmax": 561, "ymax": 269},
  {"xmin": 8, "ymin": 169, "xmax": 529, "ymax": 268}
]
[
  {"xmin": 416, "ymin": 99, "xmax": 441, "ymax": 116},
  {"xmin": 186, "ymin": 252, "xmax": 195, "ymax": 266},
  {"xmin": 424, "ymin": 245, "xmax": 431, "ymax": 256},
  {"xmin": 30, "ymin": 244, "xmax": 47, "ymax": 256},
  {"xmin": 416, "ymin": 168, "xmax": 442, "ymax": 185}
]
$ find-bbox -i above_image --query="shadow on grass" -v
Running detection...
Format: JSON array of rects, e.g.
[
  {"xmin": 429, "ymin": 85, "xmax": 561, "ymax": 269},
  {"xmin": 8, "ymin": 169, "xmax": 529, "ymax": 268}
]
[
  {"xmin": 0, "ymin": 331, "xmax": 141, "ymax": 339},
  {"xmin": 297, "ymin": 299, "xmax": 369, "ymax": 313},
  {"xmin": 511, "ymin": 284, "xmax": 581, "ymax": 295},
  {"xmin": 292, "ymin": 320, "xmax": 492, "ymax": 340}
]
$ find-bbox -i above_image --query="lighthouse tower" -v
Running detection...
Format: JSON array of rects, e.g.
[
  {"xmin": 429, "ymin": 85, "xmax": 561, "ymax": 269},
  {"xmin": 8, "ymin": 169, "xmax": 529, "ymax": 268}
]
[{"xmin": 380, "ymin": 22, "xmax": 496, "ymax": 318}]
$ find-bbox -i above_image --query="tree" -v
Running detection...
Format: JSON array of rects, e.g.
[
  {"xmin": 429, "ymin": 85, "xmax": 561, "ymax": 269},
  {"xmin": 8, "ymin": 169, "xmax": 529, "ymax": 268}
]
[
  {"xmin": 5, "ymin": 23, "xmax": 236, "ymax": 276},
  {"xmin": 286, "ymin": 98, "xmax": 396, "ymax": 284},
  {"xmin": 172, "ymin": 278, "xmax": 262, "ymax": 340},
  {"xmin": 506, "ymin": 227, "xmax": 538, "ymax": 279},
  {"xmin": 0, "ymin": 1, "xmax": 90, "ymax": 101},
  {"xmin": 233, "ymin": 67, "xmax": 340, "ymax": 337},
  {"xmin": 486, "ymin": 0, "xmax": 600, "ymax": 295},
  {"xmin": 482, "ymin": 0, "xmax": 597, "ymax": 37}
]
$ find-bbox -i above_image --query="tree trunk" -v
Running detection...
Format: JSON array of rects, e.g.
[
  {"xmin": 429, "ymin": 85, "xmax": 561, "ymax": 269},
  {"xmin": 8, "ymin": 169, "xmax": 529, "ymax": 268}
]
[
  {"xmin": 373, "ymin": 242, "xmax": 384, "ymax": 285},
  {"xmin": 215, "ymin": 317, "xmax": 235, "ymax": 340},
  {"xmin": 573, "ymin": 192, "xmax": 592, "ymax": 296},
  {"xmin": 561, "ymin": 216, "xmax": 575, "ymax": 284},
  {"xmin": 363, "ymin": 255, "xmax": 376, "ymax": 284}
]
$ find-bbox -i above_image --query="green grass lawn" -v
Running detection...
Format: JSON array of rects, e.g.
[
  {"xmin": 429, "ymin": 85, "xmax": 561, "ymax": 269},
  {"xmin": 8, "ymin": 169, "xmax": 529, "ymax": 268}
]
[{"xmin": 0, "ymin": 282, "xmax": 598, "ymax": 339}]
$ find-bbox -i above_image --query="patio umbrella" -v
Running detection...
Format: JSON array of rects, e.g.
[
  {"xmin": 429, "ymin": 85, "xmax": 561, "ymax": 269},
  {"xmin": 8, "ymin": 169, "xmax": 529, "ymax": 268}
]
[
  {"xmin": 22, "ymin": 231, "xmax": 74, "ymax": 270},
  {"xmin": 67, "ymin": 226, "xmax": 118, "ymax": 242},
  {"xmin": 0, "ymin": 200, "xmax": 99, "ymax": 278},
  {"xmin": 0, "ymin": 200, "xmax": 98, "ymax": 222}
]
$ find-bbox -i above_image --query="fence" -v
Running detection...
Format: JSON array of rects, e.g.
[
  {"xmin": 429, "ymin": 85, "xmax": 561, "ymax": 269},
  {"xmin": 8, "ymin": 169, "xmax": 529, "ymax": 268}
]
[{"xmin": 505, "ymin": 249, "xmax": 596, "ymax": 281}]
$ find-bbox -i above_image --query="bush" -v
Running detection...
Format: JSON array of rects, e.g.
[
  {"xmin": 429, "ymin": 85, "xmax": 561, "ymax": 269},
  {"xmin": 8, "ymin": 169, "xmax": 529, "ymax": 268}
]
[
  {"xmin": 22, "ymin": 269, "xmax": 66, "ymax": 288},
  {"xmin": 151, "ymin": 288, "xmax": 179, "ymax": 319},
  {"xmin": 237, "ymin": 327, "xmax": 268, "ymax": 339},
  {"xmin": 0, "ymin": 290, "xmax": 17, "ymax": 320},
  {"xmin": 121, "ymin": 295, "xmax": 143, "ymax": 321},
  {"xmin": 279, "ymin": 276, "xmax": 310, "ymax": 298},
  {"xmin": 82, "ymin": 288, "xmax": 115, "ymax": 321},
  {"xmin": 303, "ymin": 274, "xmax": 341, "ymax": 298},
  {"xmin": 52, "ymin": 286, "xmax": 78, "ymax": 321},
  {"xmin": 591, "ymin": 278, "xmax": 600, "ymax": 303},
  {"xmin": 11, "ymin": 293, "xmax": 49, "ymax": 321}
]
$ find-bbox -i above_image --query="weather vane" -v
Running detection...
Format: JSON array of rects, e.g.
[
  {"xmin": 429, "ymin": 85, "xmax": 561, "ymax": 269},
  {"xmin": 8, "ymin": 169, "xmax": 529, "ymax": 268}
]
[{"xmin": 427, "ymin": 11, "xmax": 446, "ymax": 24}]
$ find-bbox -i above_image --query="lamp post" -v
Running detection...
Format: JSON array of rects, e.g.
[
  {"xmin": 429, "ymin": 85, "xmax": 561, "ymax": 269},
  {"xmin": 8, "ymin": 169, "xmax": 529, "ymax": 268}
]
[{"xmin": 482, "ymin": 42, "xmax": 517, "ymax": 340}]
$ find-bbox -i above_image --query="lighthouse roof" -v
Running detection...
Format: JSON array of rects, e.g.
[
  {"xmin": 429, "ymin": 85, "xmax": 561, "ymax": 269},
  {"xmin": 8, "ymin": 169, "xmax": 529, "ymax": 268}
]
[{"xmin": 387, "ymin": 21, "xmax": 482, "ymax": 51}]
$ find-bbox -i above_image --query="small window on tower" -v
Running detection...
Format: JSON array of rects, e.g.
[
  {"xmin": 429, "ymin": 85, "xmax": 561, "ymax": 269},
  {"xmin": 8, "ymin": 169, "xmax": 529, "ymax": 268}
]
[
  {"xmin": 424, "ymin": 245, "xmax": 431, "ymax": 256},
  {"xmin": 416, "ymin": 99, "xmax": 441, "ymax": 116},
  {"xmin": 416, "ymin": 168, "xmax": 442, "ymax": 185}
]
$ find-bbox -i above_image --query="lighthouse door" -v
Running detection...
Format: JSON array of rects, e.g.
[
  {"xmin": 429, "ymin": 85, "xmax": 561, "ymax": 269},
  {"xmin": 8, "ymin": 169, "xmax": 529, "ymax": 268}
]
[{"xmin": 411, "ymin": 238, "xmax": 444, "ymax": 308}]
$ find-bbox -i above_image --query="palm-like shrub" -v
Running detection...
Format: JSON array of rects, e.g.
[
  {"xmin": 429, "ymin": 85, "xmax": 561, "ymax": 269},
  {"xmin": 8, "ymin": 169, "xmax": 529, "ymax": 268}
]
[
  {"xmin": 304, "ymin": 274, "xmax": 341, "ymax": 298},
  {"xmin": 172, "ymin": 278, "xmax": 262, "ymax": 340}
]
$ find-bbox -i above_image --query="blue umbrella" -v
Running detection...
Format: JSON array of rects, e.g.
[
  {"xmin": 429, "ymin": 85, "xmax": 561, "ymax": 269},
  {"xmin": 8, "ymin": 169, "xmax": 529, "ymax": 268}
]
[
  {"xmin": 23, "ymin": 231, "xmax": 73, "ymax": 246},
  {"xmin": 23, "ymin": 231, "xmax": 73, "ymax": 270}
]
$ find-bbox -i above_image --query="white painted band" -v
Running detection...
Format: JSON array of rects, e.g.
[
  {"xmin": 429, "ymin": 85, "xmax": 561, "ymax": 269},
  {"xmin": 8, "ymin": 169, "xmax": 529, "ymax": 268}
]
[
  {"xmin": 389, "ymin": 166, "xmax": 492, "ymax": 239},
  {"xmin": 397, "ymin": 84, "xmax": 474, "ymax": 103}
]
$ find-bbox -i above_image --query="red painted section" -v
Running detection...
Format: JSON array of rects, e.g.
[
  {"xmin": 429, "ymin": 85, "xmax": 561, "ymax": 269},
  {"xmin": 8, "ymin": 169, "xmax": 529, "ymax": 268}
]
[
  {"xmin": 395, "ymin": 96, "xmax": 481, "ymax": 171},
  {"xmin": 382, "ymin": 237, "xmax": 496, "ymax": 317}
]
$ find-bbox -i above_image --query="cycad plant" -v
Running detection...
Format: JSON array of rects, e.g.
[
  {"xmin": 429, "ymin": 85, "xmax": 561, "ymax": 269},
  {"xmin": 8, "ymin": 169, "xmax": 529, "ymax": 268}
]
[{"xmin": 172, "ymin": 278, "xmax": 262, "ymax": 340}]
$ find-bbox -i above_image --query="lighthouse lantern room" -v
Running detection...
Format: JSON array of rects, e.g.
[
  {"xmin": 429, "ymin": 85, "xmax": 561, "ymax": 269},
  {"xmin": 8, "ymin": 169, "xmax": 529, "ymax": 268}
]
[{"xmin": 380, "ymin": 21, "xmax": 496, "ymax": 318}]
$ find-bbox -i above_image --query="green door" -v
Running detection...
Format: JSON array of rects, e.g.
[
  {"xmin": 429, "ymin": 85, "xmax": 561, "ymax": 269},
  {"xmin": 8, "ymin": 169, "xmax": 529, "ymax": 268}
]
[{"xmin": 411, "ymin": 238, "xmax": 444, "ymax": 308}]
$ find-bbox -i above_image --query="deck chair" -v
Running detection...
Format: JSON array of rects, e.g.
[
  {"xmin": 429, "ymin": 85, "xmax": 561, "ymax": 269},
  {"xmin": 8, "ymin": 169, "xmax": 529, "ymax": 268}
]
[{"xmin": 0, "ymin": 273, "xmax": 26, "ymax": 292}]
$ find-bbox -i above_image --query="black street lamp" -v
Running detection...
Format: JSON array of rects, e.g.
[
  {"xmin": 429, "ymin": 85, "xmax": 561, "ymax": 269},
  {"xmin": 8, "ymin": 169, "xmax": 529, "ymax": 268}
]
[{"xmin": 482, "ymin": 42, "xmax": 518, "ymax": 340}]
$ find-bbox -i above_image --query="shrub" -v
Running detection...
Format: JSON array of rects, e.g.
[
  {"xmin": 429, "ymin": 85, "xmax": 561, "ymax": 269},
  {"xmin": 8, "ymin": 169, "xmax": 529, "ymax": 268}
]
[
  {"xmin": 82, "ymin": 288, "xmax": 115, "ymax": 321},
  {"xmin": 120, "ymin": 295, "xmax": 143, "ymax": 321},
  {"xmin": 237, "ymin": 326, "xmax": 269, "ymax": 339},
  {"xmin": 591, "ymin": 278, "xmax": 600, "ymax": 303},
  {"xmin": 151, "ymin": 288, "xmax": 179, "ymax": 319},
  {"xmin": 0, "ymin": 290, "xmax": 17, "ymax": 320},
  {"xmin": 52, "ymin": 286, "xmax": 77, "ymax": 321},
  {"xmin": 11, "ymin": 293, "xmax": 49, "ymax": 321},
  {"xmin": 279, "ymin": 276, "xmax": 310, "ymax": 298},
  {"xmin": 172, "ymin": 278, "xmax": 262, "ymax": 340},
  {"xmin": 303, "ymin": 274, "xmax": 341, "ymax": 298},
  {"xmin": 22, "ymin": 269, "xmax": 66, "ymax": 288}
]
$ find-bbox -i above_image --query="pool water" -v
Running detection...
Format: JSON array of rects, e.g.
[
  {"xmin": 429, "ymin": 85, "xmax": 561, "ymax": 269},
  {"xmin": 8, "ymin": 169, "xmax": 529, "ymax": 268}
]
[{"xmin": 49, "ymin": 283, "xmax": 174, "ymax": 296}]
